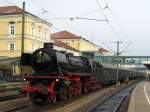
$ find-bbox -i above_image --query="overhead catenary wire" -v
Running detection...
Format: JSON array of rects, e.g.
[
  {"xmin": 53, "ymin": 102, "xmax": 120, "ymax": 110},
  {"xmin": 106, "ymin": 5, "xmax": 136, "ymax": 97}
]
[
  {"xmin": 103, "ymin": 0, "xmax": 132, "ymax": 54},
  {"xmin": 3, "ymin": 0, "xmax": 129, "ymax": 52},
  {"xmin": 104, "ymin": 0, "xmax": 132, "ymax": 53},
  {"xmin": 77, "ymin": 9, "xmax": 101, "ymax": 17},
  {"xmin": 95, "ymin": 0, "xmax": 107, "ymax": 20},
  {"xmin": 38, "ymin": 11, "xmax": 63, "ymax": 31},
  {"xmin": 104, "ymin": 0, "xmax": 129, "ymax": 40},
  {"xmin": 3, "ymin": 0, "xmax": 68, "ymax": 32},
  {"xmin": 102, "ymin": 41, "xmax": 132, "ymax": 55},
  {"xmin": 119, "ymin": 42, "xmax": 132, "ymax": 54},
  {"xmin": 3, "ymin": 0, "xmax": 120, "ymax": 45},
  {"xmin": 2, "ymin": 0, "xmax": 60, "ymax": 32},
  {"xmin": 2, "ymin": 0, "xmax": 93, "ymax": 39},
  {"xmin": 71, "ymin": 17, "xmax": 108, "ymax": 22},
  {"xmin": 29, "ymin": 0, "xmax": 89, "ymax": 37},
  {"xmin": 102, "ymin": 42, "xmax": 115, "ymax": 54},
  {"xmin": 95, "ymin": 0, "xmax": 122, "ymax": 40},
  {"xmin": 2, "ymin": 0, "xmax": 59, "ymax": 31},
  {"xmin": 26, "ymin": 0, "xmax": 63, "ymax": 31},
  {"xmin": 3, "ymin": 0, "xmax": 18, "ymax": 6},
  {"xmin": 48, "ymin": 9, "xmax": 101, "ymax": 20}
]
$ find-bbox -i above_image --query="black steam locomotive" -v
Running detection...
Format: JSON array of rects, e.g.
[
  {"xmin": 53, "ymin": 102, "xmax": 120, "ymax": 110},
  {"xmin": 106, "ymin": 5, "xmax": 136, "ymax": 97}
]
[
  {"xmin": 21, "ymin": 43, "xmax": 103, "ymax": 104},
  {"xmin": 21, "ymin": 43, "xmax": 101, "ymax": 75}
]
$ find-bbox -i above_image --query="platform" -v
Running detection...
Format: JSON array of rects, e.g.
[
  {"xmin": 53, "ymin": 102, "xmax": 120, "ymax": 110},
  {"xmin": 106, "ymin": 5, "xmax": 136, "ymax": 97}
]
[{"xmin": 128, "ymin": 81, "xmax": 150, "ymax": 112}]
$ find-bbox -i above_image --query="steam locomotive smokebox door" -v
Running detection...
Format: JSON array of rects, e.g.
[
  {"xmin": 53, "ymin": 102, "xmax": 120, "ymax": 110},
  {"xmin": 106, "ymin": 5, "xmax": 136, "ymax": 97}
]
[{"xmin": 44, "ymin": 43, "xmax": 53, "ymax": 49}]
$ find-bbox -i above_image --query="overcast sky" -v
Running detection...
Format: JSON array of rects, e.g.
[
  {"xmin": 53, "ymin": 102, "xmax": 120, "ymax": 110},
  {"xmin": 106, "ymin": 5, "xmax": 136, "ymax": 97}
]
[{"xmin": 1, "ymin": 0, "xmax": 150, "ymax": 56}]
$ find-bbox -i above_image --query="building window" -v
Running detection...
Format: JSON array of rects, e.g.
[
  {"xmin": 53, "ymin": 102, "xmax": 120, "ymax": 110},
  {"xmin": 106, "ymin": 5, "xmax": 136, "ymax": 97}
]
[
  {"xmin": 44, "ymin": 30, "xmax": 49, "ymax": 41},
  {"xmin": 9, "ymin": 22, "xmax": 15, "ymax": 35},
  {"xmin": 31, "ymin": 27, "xmax": 35, "ymax": 36},
  {"xmin": 8, "ymin": 43, "xmax": 15, "ymax": 51},
  {"xmin": 38, "ymin": 29, "xmax": 42, "ymax": 38}
]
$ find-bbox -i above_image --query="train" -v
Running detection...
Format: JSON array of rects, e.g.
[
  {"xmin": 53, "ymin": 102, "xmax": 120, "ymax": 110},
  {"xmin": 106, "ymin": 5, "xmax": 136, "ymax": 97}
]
[{"xmin": 21, "ymin": 43, "xmax": 142, "ymax": 105}]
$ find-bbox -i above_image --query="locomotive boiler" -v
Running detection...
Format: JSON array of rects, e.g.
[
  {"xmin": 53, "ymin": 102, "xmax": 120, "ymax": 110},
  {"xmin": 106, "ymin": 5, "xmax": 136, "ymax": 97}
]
[{"xmin": 21, "ymin": 43, "xmax": 96, "ymax": 74}]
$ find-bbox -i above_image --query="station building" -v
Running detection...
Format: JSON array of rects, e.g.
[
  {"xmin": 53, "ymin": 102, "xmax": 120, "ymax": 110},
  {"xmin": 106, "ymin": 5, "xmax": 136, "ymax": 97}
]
[
  {"xmin": 51, "ymin": 30, "xmax": 98, "ymax": 52},
  {"xmin": 98, "ymin": 47, "xmax": 112, "ymax": 56},
  {"xmin": 0, "ymin": 6, "xmax": 53, "ymax": 57},
  {"xmin": 54, "ymin": 40, "xmax": 80, "ymax": 56}
]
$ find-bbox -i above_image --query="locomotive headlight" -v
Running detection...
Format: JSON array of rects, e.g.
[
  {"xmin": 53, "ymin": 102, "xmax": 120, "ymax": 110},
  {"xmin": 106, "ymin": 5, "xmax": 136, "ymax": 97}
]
[
  {"xmin": 23, "ymin": 78, "xmax": 26, "ymax": 81},
  {"xmin": 56, "ymin": 79, "xmax": 59, "ymax": 82}
]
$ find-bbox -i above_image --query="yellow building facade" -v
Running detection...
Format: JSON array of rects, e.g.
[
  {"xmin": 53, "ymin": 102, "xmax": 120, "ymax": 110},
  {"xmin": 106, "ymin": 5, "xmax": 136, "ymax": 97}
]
[
  {"xmin": 0, "ymin": 6, "xmax": 52, "ymax": 57},
  {"xmin": 51, "ymin": 31, "xmax": 98, "ymax": 52},
  {"xmin": 0, "ymin": 6, "xmax": 53, "ymax": 75}
]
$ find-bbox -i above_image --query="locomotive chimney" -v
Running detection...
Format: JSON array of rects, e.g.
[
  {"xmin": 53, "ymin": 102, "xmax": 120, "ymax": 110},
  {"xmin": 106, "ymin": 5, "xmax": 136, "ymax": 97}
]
[{"xmin": 44, "ymin": 43, "xmax": 53, "ymax": 49}]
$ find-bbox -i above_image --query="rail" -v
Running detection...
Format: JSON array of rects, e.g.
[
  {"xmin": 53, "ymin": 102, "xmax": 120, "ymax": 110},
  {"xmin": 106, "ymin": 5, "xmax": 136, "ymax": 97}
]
[
  {"xmin": 0, "ymin": 82, "xmax": 25, "ymax": 88},
  {"xmin": 87, "ymin": 81, "xmax": 138, "ymax": 112},
  {"xmin": 0, "ymin": 94, "xmax": 25, "ymax": 102},
  {"xmin": 2, "ymin": 103, "xmax": 28, "ymax": 112},
  {"xmin": 0, "ymin": 82, "xmax": 25, "ymax": 93}
]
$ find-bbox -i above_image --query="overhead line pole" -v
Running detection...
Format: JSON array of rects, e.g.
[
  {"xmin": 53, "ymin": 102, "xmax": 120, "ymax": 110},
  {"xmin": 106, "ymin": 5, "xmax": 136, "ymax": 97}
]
[
  {"xmin": 114, "ymin": 41, "xmax": 123, "ymax": 86},
  {"xmin": 21, "ymin": 2, "xmax": 25, "ymax": 75},
  {"xmin": 21, "ymin": 2, "xmax": 25, "ymax": 54}
]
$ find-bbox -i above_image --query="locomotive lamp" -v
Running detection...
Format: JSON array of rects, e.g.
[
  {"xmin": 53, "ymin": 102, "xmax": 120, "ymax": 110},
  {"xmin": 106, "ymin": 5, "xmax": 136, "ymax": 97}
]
[{"xmin": 23, "ymin": 78, "xmax": 26, "ymax": 81}]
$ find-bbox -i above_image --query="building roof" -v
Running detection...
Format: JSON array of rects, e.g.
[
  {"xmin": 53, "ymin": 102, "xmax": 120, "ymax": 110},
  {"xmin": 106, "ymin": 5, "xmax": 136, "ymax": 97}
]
[
  {"xmin": 99, "ymin": 47, "xmax": 110, "ymax": 53},
  {"xmin": 51, "ymin": 30, "xmax": 81, "ymax": 39},
  {"xmin": 51, "ymin": 30, "xmax": 100, "ymax": 47},
  {"xmin": 54, "ymin": 40, "xmax": 79, "ymax": 52},
  {"xmin": 0, "ymin": 6, "xmax": 28, "ymax": 15},
  {"xmin": 0, "ymin": 6, "xmax": 52, "ymax": 26}
]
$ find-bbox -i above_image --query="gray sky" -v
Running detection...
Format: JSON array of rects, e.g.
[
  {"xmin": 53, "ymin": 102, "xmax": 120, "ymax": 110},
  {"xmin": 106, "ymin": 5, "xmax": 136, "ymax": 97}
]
[{"xmin": 1, "ymin": 0, "xmax": 150, "ymax": 56}]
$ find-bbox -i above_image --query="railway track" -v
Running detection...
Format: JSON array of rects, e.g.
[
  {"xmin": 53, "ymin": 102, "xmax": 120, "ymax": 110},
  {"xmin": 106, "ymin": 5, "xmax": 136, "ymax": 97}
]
[
  {"xmin": 0, "ymin": 87, "xmax": 22, "ymax": 92},
  {"xmin": 0, "ymin": 94, "xmax": 25, "ymax": 102},
  {"xmin": 2, "ymin": 103, "xmax": 28, "ymax": 112},
  {"xmin": 0, "ymin": 97, "xmax": 29, "ymax": 112},
  {"xmin": 0, "ymin": 82, "xmax": 25, "ymax": 91},
  {"xmin": 0, "ymin": 81, "xmax": 138, "ymax": 112},
  {"xmin": 87, "ymin": 83, "xmax": 137, "ymax": 112}
]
